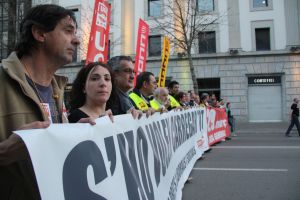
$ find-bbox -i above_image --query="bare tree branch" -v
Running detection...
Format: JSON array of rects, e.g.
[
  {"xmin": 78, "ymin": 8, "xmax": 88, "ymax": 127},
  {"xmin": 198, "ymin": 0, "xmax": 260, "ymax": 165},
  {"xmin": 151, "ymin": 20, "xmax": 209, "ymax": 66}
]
[{"xmin": 150, "ymin": 0, "xmax": 225, "ymax": 93}]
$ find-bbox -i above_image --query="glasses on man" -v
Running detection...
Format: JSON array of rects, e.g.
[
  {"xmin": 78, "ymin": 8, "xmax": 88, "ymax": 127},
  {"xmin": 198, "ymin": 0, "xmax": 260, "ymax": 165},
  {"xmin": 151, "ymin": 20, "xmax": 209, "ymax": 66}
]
[{"xmin": 116, "ymin": 68, "xmax": 136, "ymax": 75}]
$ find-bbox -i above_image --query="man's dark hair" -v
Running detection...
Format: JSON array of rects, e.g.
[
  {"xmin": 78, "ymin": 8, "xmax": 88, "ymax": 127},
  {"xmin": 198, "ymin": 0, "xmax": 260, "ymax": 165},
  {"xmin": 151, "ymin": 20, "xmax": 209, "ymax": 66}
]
[
  {"xmin": 200, "ymin": 93, "xmax": 209, "ymax": 100},
  {"xmin": 294, "ymin": 98, "xmax": 298, "ymax": 102},
  {"xmin": 15, "ymin": 4, "xmax": 77, "ymax": 58},
  {"xmin": 226, "ymin": 102, "xmax": 231, "ymax": 107},
  {"xmin": 168, "ymin": 80, "xmax": 179, "ymax": 89},
  {"xmin": 108, "ymin": 55, "xmax": 133, "ymax": 71},
  {"xmin": 135, "ymin": 71, "xmax": 154, "ymax": 90}
]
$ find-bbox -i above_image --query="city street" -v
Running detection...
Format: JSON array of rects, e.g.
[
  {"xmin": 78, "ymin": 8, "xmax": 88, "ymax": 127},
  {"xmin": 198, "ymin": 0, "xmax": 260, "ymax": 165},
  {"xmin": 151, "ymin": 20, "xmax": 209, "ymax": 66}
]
[{"xmin": 183, "ymin": 123, "xmax": 300, "ymax": 200}]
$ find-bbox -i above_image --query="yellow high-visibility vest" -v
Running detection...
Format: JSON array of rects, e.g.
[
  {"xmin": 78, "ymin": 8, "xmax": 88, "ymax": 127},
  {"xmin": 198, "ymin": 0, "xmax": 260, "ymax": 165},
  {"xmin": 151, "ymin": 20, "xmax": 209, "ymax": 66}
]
[
  {"xmin": 150, "ymin": 99, "xmax": 162, "ymax": 111},
  {"xmin": 169, "ymin": 95, "xmax": 180, "ymax": 108},
  {"xmin": 129, "ymin": 92, "xmax": 149, "ymax": 111}
]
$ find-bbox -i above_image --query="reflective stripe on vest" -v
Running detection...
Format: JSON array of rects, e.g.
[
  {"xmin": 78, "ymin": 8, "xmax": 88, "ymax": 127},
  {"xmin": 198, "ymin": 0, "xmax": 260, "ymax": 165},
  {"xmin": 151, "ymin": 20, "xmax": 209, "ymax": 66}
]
[
  {"xmin": 129, "ymin": 92, "xmax": 149, "ymax": 111},
  {"xmin": 169, "ymin": 95, "xmax": 180, "ymax": 108}
]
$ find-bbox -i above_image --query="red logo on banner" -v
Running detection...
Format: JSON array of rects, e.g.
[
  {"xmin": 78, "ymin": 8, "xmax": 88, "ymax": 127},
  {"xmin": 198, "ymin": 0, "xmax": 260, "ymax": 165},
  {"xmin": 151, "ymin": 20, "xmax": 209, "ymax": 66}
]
[
  {"xmin": 86, "ymin": 0, "xmax": 111, "ymax": 64},
  {"xmin": 134, "ymin": 19, "xmax": 149, "ymax": 84}
]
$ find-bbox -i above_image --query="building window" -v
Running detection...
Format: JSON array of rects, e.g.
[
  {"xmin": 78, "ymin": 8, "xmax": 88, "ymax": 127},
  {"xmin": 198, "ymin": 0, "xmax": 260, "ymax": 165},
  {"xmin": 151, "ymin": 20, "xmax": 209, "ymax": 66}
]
[
  {"xmin": 197, "ymin": 78, "xmax": 220, "ymax": 99},
  {"xmin": 148, "ymin": 35, "xmax": 161, "ymax": 57},
  {"xmin": 64, "ymin": 84, "xmax": 73, "ymax": 111},
  {"xmin": 250, "ymin": 0, "xmax": 272, "ymax": 11},
  {"xmin": 255, "ymin": 28, "xmax": 270, "ymax": 51},
  {"xmin": 197, "ymin": 0, "xmax": 214, "ymax": 12},
  {"xmin": 198, "ymin": 31, "xmax": 216, "ymax": 53},
  {"xmin": 72, "ymin": 47, "xmax": 78, "ymax": 62},
  {"xmin": 253, "ymin": 0, "xmax": 268, "ymax": 8},
  {"xmin": 1, "ymin": 2, "xmax": 11, "ymax": 60},
  {"xmin": 148, "ymin": 0, "xmax": 161, "ymax": 17},
  {"xmin": 0, "ymin": 1, "xmax": 27, "ymax": 61}
]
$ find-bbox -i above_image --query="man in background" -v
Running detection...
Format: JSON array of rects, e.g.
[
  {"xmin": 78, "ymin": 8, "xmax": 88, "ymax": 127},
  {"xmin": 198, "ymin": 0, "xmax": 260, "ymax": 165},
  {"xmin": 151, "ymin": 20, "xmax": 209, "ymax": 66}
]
[
  {"xmin": 150, "ymin": 87, "xmax": 170, "ymax": 112},
  {"xmin": 168, "ymin": 80, "xmax": 181, "ymax": 108},
  {"xmin": 285, "ymin": 98, "xmax": 300, "ymax": 137},
  {"xmin": 129, "ymin": 71, "xmax": 157, "ymax": 112}
]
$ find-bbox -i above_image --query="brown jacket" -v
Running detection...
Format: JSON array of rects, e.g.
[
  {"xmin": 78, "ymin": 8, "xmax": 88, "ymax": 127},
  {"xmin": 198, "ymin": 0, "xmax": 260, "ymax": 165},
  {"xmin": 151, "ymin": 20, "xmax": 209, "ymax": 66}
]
[{"xmin": 0, "ymin": 52, "xmax": 68, "ymax": 200}]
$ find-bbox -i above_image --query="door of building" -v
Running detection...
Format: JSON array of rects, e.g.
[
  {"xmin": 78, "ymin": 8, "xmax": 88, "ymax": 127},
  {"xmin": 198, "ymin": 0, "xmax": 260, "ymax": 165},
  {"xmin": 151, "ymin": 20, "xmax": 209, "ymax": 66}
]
[{"xmin": 248, "ymin": 85, "xmax": 282, "ymax": 122}]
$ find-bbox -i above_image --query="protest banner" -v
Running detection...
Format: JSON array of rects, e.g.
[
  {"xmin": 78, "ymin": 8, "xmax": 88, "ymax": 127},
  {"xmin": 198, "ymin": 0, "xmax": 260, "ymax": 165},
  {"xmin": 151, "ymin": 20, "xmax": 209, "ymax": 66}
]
[
  {"xmin": 157, "ymin": 36, "xmax": 171, "ymax": 87},
  {"xmin": 206, "ymin": 107, "xmax": 230, "ymax": 146},
  {"xmin": 134, "ymin": 19, "xmax": 149, "ymax": 85},
  {"xmin": 85, "ymin": 0, "xmax": 111, "ymax": 64},
  {"xmin": 16, "ymin": 108, "xmax": 207, "ymax": 200}
]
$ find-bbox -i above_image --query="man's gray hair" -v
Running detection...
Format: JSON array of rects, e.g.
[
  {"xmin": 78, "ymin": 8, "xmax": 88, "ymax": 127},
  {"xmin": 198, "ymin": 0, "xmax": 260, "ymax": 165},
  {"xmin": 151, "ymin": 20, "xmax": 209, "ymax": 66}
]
[{"xmin": 154, "ymin": 87, "xmax": 169, "ymax": 98}]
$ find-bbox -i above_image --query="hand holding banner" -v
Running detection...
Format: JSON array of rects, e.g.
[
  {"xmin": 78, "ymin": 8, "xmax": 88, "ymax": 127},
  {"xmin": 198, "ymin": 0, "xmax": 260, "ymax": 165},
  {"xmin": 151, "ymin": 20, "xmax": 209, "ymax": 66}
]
[{"xmin": 85, "ymin": 0, "xmax": 111, "ymax": 64}]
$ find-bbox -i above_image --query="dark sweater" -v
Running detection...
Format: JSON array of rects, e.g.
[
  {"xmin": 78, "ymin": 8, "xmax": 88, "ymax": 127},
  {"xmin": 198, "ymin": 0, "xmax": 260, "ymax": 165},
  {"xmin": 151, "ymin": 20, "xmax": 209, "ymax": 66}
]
[
  {"xmin": 291, "ymin": 103, "xmax": 299, "ymax": 117},
  {"xmin": 68, "ymin": 108, "xmax": 89, "ymax": 123}
]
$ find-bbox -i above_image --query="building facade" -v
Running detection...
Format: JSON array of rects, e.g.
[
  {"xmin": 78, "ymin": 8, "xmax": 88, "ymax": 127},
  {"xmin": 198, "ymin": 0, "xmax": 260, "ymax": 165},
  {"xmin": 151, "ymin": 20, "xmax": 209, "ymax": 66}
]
[
  {"xmin": 1, "ymin": 0, "xmax": 300, "ymax": 122},
  {"xmin": 141, "ymin": 0, "xmax": 300, "ymax": 122}
]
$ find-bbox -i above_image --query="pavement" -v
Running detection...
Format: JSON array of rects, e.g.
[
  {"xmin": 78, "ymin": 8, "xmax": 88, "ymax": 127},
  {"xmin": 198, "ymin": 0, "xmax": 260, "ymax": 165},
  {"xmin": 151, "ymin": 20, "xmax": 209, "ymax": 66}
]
[
  {"xmin": 236, "ymin": 122, "xmax": 290, "ymax": 134},
  {"xmin": 182, "ymin": 122, "xmax": 300, "ymax": 200}
]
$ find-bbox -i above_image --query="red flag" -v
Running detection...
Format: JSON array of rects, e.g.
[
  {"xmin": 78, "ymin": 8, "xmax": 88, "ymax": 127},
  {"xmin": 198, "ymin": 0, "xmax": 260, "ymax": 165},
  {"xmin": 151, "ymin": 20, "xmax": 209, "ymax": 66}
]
[
  {"xmin": 86, "ymin": 0, "xmax": 111, "ymax": 64},
  {"xmin": 134, "ymin": 19, "xmax": 149, "ymax": 84}
]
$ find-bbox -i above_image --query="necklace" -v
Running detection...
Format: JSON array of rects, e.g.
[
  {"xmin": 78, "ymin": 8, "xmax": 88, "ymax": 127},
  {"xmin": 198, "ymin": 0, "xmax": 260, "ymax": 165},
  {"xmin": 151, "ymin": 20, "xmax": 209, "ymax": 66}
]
[{"xmin": 23, "ymin": 63, "xmax": 60, "ymax": 123}]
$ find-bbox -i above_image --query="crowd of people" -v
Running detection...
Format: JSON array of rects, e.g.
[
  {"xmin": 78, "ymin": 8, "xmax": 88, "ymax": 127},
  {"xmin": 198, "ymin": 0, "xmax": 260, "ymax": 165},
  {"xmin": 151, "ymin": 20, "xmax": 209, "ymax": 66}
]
[{"xmin": 0, "ymin": 4, "xmax": 235, "ymax": 199}]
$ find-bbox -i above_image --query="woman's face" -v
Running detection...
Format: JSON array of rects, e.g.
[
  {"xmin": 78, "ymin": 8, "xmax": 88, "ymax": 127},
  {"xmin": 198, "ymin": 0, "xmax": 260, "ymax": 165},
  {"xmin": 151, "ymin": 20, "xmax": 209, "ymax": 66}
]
[
  {"xmin": 181, "ymin": 93, "xmax": 188, "ymax": 103},
  {"xmin": 84, "ymin": 65, "xmax": 112, "ymax": 105}
]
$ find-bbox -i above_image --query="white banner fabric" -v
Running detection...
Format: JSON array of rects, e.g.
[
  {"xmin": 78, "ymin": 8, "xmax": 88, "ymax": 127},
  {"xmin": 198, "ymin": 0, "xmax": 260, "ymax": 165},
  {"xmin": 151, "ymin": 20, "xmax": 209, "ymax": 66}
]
[{"xmin": 16, "ymin": 108, "xmax": 208, "ymax": 200}]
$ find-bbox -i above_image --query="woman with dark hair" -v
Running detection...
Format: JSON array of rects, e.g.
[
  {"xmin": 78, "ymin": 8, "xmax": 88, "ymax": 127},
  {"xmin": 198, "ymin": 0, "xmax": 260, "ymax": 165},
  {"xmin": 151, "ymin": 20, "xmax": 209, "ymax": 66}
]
[
  {"xmin": 68, "ymin": 62, "xmax": 114, "ymax": 123},
  {"xmin": 175, "ymin": 91, "xmax": 189, "ymax": 107}
]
